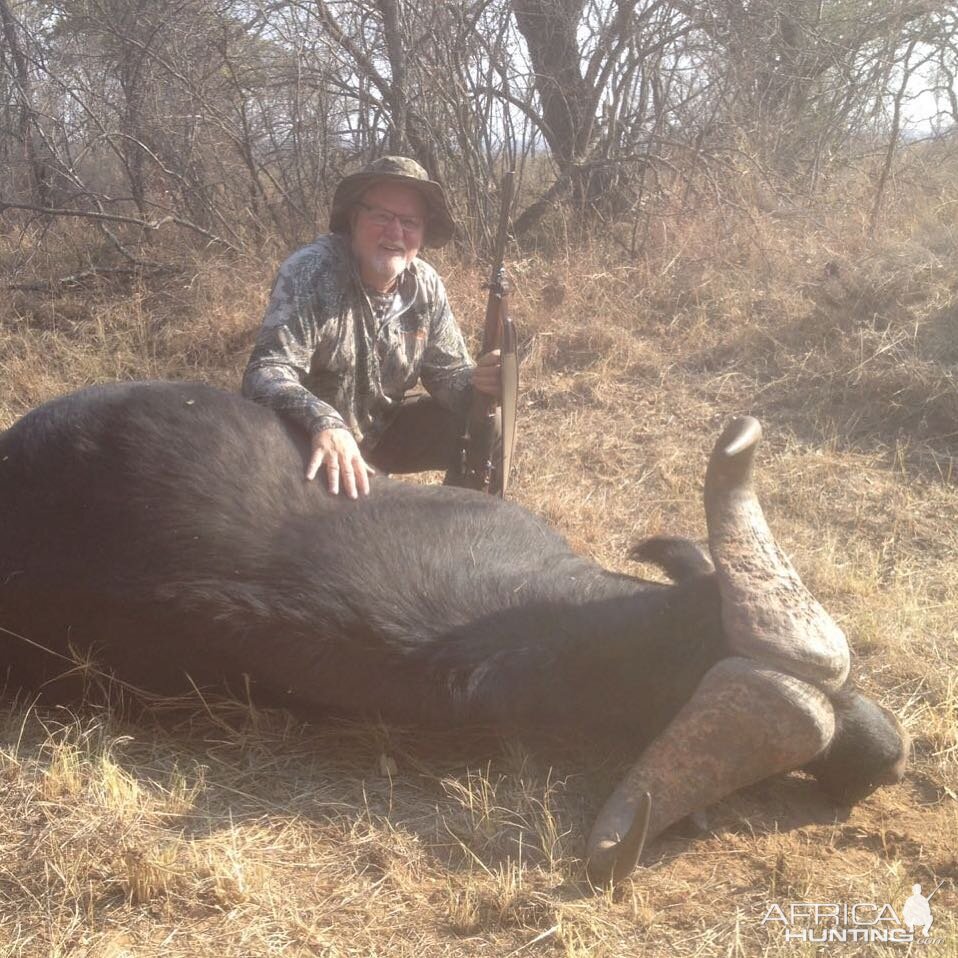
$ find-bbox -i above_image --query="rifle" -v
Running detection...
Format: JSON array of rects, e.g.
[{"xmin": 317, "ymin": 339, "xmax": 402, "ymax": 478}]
[{"xmin": 456, "ymin": 171, "xmax": 519, "ymax": 496}]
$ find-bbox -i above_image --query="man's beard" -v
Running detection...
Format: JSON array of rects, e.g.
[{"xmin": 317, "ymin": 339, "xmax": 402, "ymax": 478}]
[{"xmin": 367, "ymin": 249, "xmax": 407, "ymax": 285}]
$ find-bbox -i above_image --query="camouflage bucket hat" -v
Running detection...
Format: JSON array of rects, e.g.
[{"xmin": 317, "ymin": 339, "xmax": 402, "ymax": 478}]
[{"xmin": 329, "ymin": 155, "xmax": 456, "ymax": 248}]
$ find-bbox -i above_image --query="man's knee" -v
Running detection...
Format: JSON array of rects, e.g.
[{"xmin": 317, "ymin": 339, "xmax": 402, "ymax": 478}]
[{"xmin": 366, "ymin": 397, "xmax": 463, "ymax": 475}]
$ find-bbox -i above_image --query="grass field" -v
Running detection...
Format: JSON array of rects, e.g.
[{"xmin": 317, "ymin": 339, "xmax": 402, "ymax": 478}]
[{"xmin": 0, "ymin": 158, "xmax": 956, "ymax": 956}]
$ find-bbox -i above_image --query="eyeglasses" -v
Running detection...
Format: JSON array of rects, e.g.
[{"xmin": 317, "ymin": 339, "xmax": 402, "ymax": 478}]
[{"xmin": 356, "ymin": 201, "xmax": 425, "ymax": 234}]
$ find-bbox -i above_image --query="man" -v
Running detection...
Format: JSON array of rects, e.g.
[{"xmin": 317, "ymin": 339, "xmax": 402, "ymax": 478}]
[{"xmin": 242, "ymin": 156, "xmax": 500, "ymax": 497}]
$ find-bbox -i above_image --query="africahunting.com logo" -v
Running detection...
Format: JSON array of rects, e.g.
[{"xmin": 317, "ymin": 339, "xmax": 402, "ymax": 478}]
[{"xmin": 761, "ymin": 882, "xmax": 946, "ymax": 945}]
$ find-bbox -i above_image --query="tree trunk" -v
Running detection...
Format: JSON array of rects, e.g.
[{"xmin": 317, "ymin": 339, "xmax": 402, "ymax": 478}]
[{"xmin": 0, "ymin": 0, "xmax": 51, "ymax": 205}]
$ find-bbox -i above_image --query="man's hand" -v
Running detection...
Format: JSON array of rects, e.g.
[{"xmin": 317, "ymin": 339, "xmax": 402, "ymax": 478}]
[
  {"xmin": 307, "ymin": 427, "xmax": 373, "ymax": 498},
  {"xmin": 471, "ymin": 349, "xmax": 501, "ymax": 397}
]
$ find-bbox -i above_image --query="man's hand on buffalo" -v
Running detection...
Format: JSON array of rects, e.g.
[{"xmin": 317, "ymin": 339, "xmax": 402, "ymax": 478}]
[
  {"xmin": 307, "ymin": 427, "xmax": 373, "ymax": 497},
  {"xmin": 471, "ymin": 349, "xmax": 501, "ymax": 397}
]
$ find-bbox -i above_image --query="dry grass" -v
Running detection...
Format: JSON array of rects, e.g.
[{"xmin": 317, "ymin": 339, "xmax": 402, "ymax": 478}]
[{"xmin": 1, "ymin": 149, "xmax": 957, "ymax": 955}]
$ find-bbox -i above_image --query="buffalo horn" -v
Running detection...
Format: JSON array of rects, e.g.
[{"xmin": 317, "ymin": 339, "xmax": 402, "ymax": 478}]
[
  {"xmin": 703, "ymin": 417, "xmax": 850, "ymax": 692},
  {"xmin": 584, "ymin": 658, "xmax": 835, "ymax": 885}
]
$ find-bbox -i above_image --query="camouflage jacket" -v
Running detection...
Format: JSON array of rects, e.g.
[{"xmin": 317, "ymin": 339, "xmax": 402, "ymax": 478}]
[{"xmin": 242, "ymin": 233, "xmax": 474, "ymax": 448}]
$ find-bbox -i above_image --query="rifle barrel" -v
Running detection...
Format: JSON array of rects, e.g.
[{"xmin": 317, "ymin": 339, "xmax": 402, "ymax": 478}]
[{"xmin": 493, "ymin": 171, "xmax": 515, "ymax": 268}]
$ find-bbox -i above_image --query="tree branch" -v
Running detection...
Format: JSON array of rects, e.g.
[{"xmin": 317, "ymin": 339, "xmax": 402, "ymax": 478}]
[{"xmin": 0, "ymin": 201, "xmax": 238, "ymax": 251}]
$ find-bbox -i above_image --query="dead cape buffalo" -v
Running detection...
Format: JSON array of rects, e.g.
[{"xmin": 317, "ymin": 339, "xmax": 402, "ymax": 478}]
[{"xmin": 0, "ymin": 381, "xmax": 907, "ymax": 884}]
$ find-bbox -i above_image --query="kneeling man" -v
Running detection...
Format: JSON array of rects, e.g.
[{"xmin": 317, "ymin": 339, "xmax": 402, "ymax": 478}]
[{"xmin": 243, "ymin": 156, "xmax": 499, "ymax": 497}]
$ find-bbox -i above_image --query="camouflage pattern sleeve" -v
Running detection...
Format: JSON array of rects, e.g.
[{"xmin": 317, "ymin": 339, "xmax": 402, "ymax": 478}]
[
  {"xmin": 419, "ymin": 273, "xmax": 475, "ymax": 418},
  {"xmin": 242, "ymin": 244, "xmax": 348, "ymax": 437}
]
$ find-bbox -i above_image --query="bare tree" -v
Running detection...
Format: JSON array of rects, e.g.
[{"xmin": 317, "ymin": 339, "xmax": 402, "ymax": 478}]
[
  {"xmin": 0, "ymin": 0, "xmax": 52, "ymax": 204},
  {"xmin": 1, "ymin": 0, "xmax": 954, "ymax": 282}
]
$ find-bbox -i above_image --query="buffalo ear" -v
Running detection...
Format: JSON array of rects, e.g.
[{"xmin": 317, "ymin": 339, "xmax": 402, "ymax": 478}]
[
  {"xmin": 629, "ymin": 536, "xmax": 713, "ymax": 582},
  {"xmin": 805, "ymin": 689, "xmax": 908, "ymax": 805}
]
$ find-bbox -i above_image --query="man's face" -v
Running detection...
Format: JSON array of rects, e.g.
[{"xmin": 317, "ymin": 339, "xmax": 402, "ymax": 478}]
[{"xmin": 349, "ymin": 182, "xmax": 428, "ymax": 290}]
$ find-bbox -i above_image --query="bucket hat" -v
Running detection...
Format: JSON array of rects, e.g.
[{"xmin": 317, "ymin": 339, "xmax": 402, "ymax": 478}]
[{"xmin": 329, "ymin": 155, "xmax": 456, "ymax": 247}]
